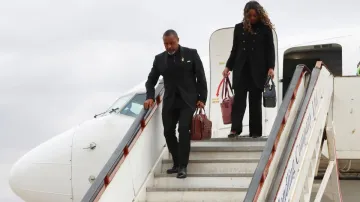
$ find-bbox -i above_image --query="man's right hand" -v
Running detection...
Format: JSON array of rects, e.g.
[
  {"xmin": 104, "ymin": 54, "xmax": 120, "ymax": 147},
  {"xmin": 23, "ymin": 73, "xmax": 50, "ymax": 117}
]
[
  {"xmin": 222, "ymin": 67, "xmax": 230, "ymax": 77},
  {"xmin": 143, "ymin": 99, "xmax": 154, "ymax": 109}
]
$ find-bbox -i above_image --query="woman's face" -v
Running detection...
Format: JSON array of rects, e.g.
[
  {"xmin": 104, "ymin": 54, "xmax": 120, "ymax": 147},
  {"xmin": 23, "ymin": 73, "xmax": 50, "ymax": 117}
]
[{"xmin": 247, "ymin": 9, "xmax": 259, "ymax": 24}]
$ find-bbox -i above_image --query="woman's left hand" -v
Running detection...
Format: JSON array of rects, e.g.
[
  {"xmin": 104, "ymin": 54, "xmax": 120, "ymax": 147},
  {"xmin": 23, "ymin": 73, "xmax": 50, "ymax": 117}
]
[{"xmin": 268, "ymin": 68, "xmax": 274, "ymax": 79}]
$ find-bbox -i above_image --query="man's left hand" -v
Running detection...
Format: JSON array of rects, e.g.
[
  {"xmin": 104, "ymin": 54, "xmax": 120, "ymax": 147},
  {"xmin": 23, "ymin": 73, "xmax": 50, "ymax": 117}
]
[
  {"xmin": 268, "ymin": 68, "xmax": 274, "ymax": 79},
  {"xmin": 196, "ymin": 101, "xmax": 205, "ymax": 108}
]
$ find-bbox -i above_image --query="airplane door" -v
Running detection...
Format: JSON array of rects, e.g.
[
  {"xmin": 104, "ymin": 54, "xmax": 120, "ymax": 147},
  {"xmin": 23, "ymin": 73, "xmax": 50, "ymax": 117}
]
[{"xmin": 208, "ymin": 28, "xmax": 279, "ymax": 137}]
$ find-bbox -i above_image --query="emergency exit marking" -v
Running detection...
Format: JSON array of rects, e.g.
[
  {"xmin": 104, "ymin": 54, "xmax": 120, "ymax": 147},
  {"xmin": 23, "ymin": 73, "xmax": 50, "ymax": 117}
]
[{"xmin": 212, "ymin": 98, "xmax": 219, "ymax": 103}]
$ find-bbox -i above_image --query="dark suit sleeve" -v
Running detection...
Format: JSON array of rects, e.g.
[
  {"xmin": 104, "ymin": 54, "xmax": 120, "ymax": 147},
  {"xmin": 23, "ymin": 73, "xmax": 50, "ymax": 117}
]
[
  {"xmin": 225, "ymin": 24, "xmax": 239, "ymax": 71},
  {"xmin": 193, "ymin": 49, "xmax": 208, "ymax": 104},
  {"xmin": 145, "ymin": 56, "xmax": 160, "ymax": 101},
  {"xmin": 265, "ymin": 27, "xmax": 275, "ymax": 70}
]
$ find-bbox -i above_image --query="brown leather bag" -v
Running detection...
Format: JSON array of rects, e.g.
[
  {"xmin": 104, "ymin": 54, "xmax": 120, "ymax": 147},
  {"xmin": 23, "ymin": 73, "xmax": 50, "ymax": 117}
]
[{"xmin": 191, "ymin": 108, "xmax": 212, "ymax": 140}]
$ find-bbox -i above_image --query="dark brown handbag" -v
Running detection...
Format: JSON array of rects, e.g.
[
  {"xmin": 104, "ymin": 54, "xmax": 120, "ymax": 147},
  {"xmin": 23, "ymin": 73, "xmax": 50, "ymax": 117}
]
[{"xmin": 191, "ymin": 108, "xmax": 212, "ymax": 140}]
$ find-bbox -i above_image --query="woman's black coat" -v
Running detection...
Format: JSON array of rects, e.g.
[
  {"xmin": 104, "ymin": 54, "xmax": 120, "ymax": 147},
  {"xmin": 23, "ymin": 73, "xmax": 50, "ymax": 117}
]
[{"xmin": 226, "ymin": 22, "xmax": 275, "ymax": 89}]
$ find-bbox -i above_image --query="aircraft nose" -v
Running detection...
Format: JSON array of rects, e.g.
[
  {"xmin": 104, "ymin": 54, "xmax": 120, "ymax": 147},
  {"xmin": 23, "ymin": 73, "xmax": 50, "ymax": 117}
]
[{"xmin": 9, "ymin": 128, "xmax": 75, "ymax": 202}]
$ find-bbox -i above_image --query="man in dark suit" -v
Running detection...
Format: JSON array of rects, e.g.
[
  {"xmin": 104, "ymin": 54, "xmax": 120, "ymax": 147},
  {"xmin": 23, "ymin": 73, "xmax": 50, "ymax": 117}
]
[{"xmin": 143, "ymin": 29, "xmax": 208, "ymax": 178}]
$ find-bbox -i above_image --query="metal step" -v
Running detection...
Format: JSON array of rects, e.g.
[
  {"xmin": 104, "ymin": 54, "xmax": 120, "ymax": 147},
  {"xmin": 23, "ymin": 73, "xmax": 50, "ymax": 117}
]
[
  {"xmin": 143, "ymin": 138, "xmax": 267, "ymax": 202},
  {"xmin": 161, "ymin": 160, "xmax": 258, "ymax": 174},
  {"xmin": 147, "ymin": 187, "xmax": 247, "ymax": 192},
  {"xmin": 162, "ymin": 159, "xmax": 260, "ymax": 164},
  {"xmin": 190, "ymin": 146, "xmax": 264, "ymax": 152},
  {"xmin": 151, "ymin": 175, "xmax": 251, "ymax": 189},
  {"xmin": 191, "ymin": 137, "xmax": 267, "ymax": 142},
  {"xmin": 163, "ymin": 150, "xmax": 263, "ymax": 160},
  {"xmin": 154, "ymin": 173, "xmax": 254, "ymax": 178},
  {"xmin": 190, "ymin": 140, "xmax": 266, "ymax": 147},
  {"xmin": 145, "ymin": 188, "xmax": 246, "ymax": 202}
]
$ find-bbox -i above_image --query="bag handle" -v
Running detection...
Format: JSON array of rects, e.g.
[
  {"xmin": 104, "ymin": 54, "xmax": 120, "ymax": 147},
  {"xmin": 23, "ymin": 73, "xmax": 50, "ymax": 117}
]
[
  {"xmin": 226, "ymin": 77, "xmax": 233, "ymax": 94},
  {"xmin": 195, "ymin": 107, "xmax": 206, "ymax": 114},
  {"xmin": 216, "ymin": 78, "xmax": 225, "ymax": 97},
  {"xmin": 216, "ymin": 72, "xmax": 231, "ymax": 96},
  {"xmin": 194, "ymin": 108, "xmax": 206, "ymax": 125},
  {"xmin": 222, "ymin": 77, "xmax": 233, "ymax": 99},
  {"xmin": 215, "ymin": 75, "xmax": 233, "ymax": 98},
  {"xmin": 264, "ymin": 76, "xmax": 275, "ymax": 90},
  {"xmin": 222, "ymin": 78, "xmax": 228, "ymax": 98}
]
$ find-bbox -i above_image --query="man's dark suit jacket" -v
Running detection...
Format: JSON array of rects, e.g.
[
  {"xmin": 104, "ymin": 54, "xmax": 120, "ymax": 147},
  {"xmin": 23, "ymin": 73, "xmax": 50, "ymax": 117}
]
[
  {"xmin": 145, "ymin": 46, "xmax": 208, "ymax": 111},
  {"xmin": 226, "ymin": 22, "xmax": 275, "ymax": 89}
]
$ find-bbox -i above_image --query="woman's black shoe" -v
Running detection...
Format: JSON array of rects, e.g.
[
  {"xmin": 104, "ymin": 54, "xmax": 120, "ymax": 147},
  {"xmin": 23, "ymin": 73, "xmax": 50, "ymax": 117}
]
[{"xmin": 251, "ymin": 134, "xmax": 262, "ymax": 138}]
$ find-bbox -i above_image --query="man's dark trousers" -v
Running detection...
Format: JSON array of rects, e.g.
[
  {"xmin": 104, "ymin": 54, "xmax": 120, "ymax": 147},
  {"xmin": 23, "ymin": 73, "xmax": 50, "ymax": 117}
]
[{"xmin": 162, "ymin": 95, "xmax": 195, "ymax": 168}]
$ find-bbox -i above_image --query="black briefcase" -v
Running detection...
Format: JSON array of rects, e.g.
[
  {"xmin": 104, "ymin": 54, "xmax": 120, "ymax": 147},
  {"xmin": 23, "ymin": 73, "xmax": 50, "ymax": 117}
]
[{"xmin": 263, "ymin": 76, "xmax": 276, "ymax": 108}]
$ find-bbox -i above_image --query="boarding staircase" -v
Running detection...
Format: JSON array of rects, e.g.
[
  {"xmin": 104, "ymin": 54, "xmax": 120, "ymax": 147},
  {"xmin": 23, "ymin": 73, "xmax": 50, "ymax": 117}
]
[
  {"xmin": 145, "ymin": 137, "xmax": 266, "ymax": 201},
  {"xmin": 81, "ymin": 61, "xmax": 342, "ymax": 202}
]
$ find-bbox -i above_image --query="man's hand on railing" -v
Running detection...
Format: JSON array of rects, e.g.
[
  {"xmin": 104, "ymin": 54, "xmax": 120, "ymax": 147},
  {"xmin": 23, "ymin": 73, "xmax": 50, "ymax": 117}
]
[{"xmin": 143, "ymin": 99, "xmax": 155, "ymax": 110}]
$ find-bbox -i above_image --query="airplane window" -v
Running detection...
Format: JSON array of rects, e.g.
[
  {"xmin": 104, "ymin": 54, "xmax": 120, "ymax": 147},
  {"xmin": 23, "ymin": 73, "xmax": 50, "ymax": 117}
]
[
  {"xmin": 120, "ymin": 93, "xmax": 147, "ymax": 118},
  {"xmin": 107, "ymin": 94, "xmax": 132, "ymax": 112}
]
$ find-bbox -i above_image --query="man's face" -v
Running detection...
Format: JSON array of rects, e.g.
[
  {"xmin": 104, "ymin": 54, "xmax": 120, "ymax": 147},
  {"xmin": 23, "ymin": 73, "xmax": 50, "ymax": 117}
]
[{"xmin": 163, "ymin": 34, "xmax": 179, "ymax": 54}]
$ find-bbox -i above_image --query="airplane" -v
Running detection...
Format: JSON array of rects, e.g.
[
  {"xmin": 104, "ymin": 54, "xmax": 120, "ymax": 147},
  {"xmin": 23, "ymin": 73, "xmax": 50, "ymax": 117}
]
[{"xmin": 8, "ymin": 25, "xmax": 360, "ymax": 202}]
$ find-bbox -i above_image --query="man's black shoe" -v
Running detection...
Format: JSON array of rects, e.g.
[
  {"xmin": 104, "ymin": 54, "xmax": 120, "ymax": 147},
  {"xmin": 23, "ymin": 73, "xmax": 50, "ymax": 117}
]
[
  {"xmin": 176, "ymin": 167, "xmax": 187, "ymax": 179},
  {"xmin": 166, "ymin": 165, "xmax": 178, "ymax": 174},
  {"xmin": 228, "ymin": 131, "xmax": 240, "ymax": 138}
]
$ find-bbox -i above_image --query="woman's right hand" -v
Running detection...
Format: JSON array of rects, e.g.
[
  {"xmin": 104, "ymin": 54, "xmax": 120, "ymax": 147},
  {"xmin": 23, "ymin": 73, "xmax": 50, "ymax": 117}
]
[{"xmin": 222, "ymin": 67, "xmax": 230, "ymax": 77}]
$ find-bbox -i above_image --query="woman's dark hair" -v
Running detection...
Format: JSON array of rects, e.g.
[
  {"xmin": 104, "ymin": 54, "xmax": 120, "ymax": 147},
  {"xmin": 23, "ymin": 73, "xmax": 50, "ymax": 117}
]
[{"xmin": 242, "ymin": 1, "xmax": 274, "ymax": 33}]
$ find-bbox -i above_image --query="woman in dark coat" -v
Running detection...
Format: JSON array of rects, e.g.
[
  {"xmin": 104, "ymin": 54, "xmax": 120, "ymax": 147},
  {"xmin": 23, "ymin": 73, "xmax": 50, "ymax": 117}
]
[{"xmin": 222, "ymin": 1, "xmax": 275, "ymax": 138}]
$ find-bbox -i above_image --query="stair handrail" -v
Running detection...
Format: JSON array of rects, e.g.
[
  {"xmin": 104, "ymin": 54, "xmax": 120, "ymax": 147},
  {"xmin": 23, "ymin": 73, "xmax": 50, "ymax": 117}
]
[
  {"xmin": 267, "ymin": 61, "xmax": 330, "ymax": 200},
  {"xmin": 244, "ymin": 65, "xmax": 310, "ymax": 201},
  {"xmin": 81, "ymin": 79, "xmax": 165, "ymax": 202}
]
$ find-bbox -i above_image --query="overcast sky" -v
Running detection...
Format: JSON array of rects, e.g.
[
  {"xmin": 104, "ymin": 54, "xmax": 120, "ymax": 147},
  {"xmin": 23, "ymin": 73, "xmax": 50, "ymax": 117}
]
[{"xmin": 1, "ymin": 0, "xmax": 359, "ymax": 201}]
